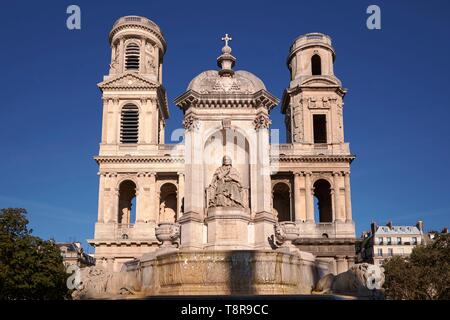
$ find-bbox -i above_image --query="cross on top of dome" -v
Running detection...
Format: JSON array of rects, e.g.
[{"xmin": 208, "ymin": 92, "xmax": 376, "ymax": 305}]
[
  {"xmin": 218, "ymin": 33, "xmax": 236, "ymax": 76},
  {"xmin": 222, "ymin": 34, "xmax": 232, "ymax": 47}
]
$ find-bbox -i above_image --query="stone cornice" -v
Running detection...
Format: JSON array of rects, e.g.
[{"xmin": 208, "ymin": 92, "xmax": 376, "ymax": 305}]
[
  {"xmin": 95, "ymin": 156, "xmax": 184, "ymax": 164},
  {"xmin": 287, "ymin": 41, "xmax": 335, "ymax": 66},
  {"xmin": 174, "ymin": 89, "xmax": 279, "ymax": 112},
  {"xmin": 87, "ymin": 239, "xmax": 159, "ymax": 246},
  {"xmin": 294, "ymin": 237, "xmax": 356, "ymax": 245},
  {"xmin": 157, "ymin": 85, "xmax": 170, "ymax": 119},
  {"xmin": 109, "ymin": 24, "xmax": 167, "ymax": 53},
  {"xmin": 95, "ymin": 154, "xmax": 353, "ymax": 164},
  {"xmin": 272, "ymin": 154, "xmax": 355, "ymax": 163}
]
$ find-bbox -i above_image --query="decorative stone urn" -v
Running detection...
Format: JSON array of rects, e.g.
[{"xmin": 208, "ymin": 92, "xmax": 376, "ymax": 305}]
[
  {"xmin": 274, "ymin": 221, "xmax": 300, "ymax": 248},
  {"xmin": 155, "ymin": 222, "xmax": 181, "ymax": 248}
]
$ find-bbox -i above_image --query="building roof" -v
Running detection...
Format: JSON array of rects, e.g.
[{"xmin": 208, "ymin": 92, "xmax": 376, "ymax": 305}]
[{"xmin": 375, "ymin": 226, "xmax": 422, "ymax": 235}]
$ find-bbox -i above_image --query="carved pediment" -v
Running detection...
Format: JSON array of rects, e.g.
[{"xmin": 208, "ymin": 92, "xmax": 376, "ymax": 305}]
[{"xmin": 98, "ymin": 72, "xmax": 159, "ymax": 91}]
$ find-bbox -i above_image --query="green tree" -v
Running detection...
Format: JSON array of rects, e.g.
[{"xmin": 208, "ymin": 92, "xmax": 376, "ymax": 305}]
[
  {"xmin": 383, "ymin": 233, "xmax": 450, "ymax": 300},
  {"xmin": 0, "ymin": 208, "xmax": 70, "ymax": 300}
]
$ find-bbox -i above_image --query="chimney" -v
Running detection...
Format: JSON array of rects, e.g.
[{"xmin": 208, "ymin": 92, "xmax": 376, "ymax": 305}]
[
  {"xmin": 371, "ymin": 222, "xmax": 378, "ymax": 235},
  {"xmin": 386, "ymin": 221, "xmax": 393, "ymax": 229},
  {"xmin": 416, "ymin": 220, "xmax": 424, "ymax": 232},
  {"xmin": 442, "ymin": 227, "xmax": 448, "ymax": 234}
]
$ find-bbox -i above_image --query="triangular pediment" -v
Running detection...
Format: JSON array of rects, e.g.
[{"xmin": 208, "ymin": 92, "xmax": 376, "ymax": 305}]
[{"xmin": 98, "ymin": 72, "xmax": 159, "ymax": 90}]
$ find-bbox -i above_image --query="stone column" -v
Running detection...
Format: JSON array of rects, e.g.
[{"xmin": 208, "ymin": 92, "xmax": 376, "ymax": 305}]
[
  {"xmin": 112, "ymin": 188, "xmax": 119, "ymax": 223},
  {"xmin": 179, "ymin": 116, "xmax": 204, "ymax": 249},
  {"xmin": 151, "ymin": 101, "xmax": 159, "ymax": 145},
  {"xmin": 105, "ymin": 172, "xmax": 118, "ymax": 223},
  {"xmin": 101, "ymin": 98, "xmax": 108, "ymax": 144},
  {"xmin": 119, "ymin": 38, "xmax": 124, "ymax": 73},
  {"xmin": 133, "ymin": 172, "xmax": 157, "ymax": 240},
  {"xmin": 155, "ymin": 189, "xmax": 161, "ymax": 225},
  {"xmin": 111, "ymin": 98, "xmax": 119, "ymax": 144},
  {"xmin": 135, "ymin": 173, "xmax": 144, "ymax": 223},
  {"xmin": 159, "ymin": 119, "xmax": 165, "ymax": 144},
  {"xmin": 147, "ymin": 173, "xmax": 156, "ymax": 222},
  {"xmin": 255, "ymin": 122, "xmax": 272, "ymax": 214},
  {"xmin": 347, "ymin": 256, "xmax": 355, "ymax": 269},
  {"xmin": 344, "ymin": 172, "xmax": 353, "ymax": 222},
  {"xmin": 177, "ymin": 172, "xmax": 185, "ymax": 220},
  {"xmin": 293, "ymin": 172, "xmax": 302, "ymax": 222},
  {"xmin": 110, "ymin": 45, "xmax": 116, "ymax": 74},
  {"xmin": 140, "ymin": 38, "xmax": 145, "ymax": 74},
  {"xmin": 333, "ymin": 172, "xmax": 343, "ymax": 222},
  {"xmin": 138, "ymin": 99, "xmax": 146, "ymax": 144},
  {"xmin": 253, "ymin": 114, "xmax": 276, "ymax": 250},
  {"xmin": 305, "ymin": 172, "xmax": 314, "ymax": 222},
  {"xmin": 336, "ymin": 255, "xmax": 347, "ymax": 274},
  {"xmin": 97, "ymin": 172, "xmax": 105, "ymax": 223}
]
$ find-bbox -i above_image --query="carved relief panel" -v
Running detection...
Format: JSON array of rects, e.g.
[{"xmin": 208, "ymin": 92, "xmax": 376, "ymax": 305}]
[{"xmin": 144, "ymin": 42, "xmax": 158, "ymax": 75}]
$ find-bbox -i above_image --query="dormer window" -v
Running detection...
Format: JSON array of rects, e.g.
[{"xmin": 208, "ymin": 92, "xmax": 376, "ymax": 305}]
[{"xmin": 125, "ymin": 43, "xmax": 140, "ymax": 71}]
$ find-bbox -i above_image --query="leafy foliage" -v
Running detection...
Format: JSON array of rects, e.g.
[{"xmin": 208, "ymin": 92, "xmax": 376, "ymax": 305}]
[
  {"xmin": 0, "ymin": 208, "xmax": 70, "ymax": 300},
  {"xmin": 383, "ymin": 233, "xmax": 450, "ymax": 300}
]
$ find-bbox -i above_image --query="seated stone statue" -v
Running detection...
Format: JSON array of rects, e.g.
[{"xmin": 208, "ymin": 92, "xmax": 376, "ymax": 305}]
[{"xmin": 208, "ymin": 156, "xmax": 244, "ymax": 208}]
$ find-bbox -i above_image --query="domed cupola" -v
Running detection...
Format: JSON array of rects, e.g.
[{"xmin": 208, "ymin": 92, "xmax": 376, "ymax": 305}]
[{"xmin": 175, "ymin": 34, "xmax": 278, "ymax": 112}]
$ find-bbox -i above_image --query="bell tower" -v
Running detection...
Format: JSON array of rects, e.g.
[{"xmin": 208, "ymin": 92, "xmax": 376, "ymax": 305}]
[
  {"xmin": 90, "ymin": 16, "xmax": 171, "ymax": 272},
  {"xmin": 98, "ymin": 16, "xmax": 168, "ymax": 155},
  {"xmin": 281, "ymin": 33, "xmax": 356, "ymax": 273},
  {"xmin": 283, "ymin": 33, "xmax": 346, "ymax": 147}
]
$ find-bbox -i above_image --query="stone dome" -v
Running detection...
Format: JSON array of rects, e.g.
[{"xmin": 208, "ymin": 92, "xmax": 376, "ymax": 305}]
[{"xmin": 187, "ymin": 70, "xmax": 267, "ymax": 94}]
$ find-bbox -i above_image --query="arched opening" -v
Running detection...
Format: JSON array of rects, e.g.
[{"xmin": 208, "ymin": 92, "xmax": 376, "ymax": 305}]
[
  {"xmin": 118, "ymin": 180, "xmax": 136, "ymax": 224},
  {"xmin": 159, "ymin": 183, "xmax": 177, "ymax": 223},
  {"xmin": 272, "ymin": 182, "xmax": 292, "ymax": 222},
  {"xmin": 311, "ymin": 54, "xmax": 322, "ymax": 76},
  {"xmin": 125, "ymin": 43, "xmax": 140, "ymax": 71},
  {"xmin": 313, "ymin": 179, "xmax": 332, "ymax": 223},
  {"xmin": 120, "ymin": 104, "xmax": 139, "ymax": 144},
  {"xmin": 204, "ymin": 128, "xmax": 250, "ymax": 209}
]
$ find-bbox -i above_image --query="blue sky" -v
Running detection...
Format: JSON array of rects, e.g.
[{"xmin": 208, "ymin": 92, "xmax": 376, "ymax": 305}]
[{"xmin": 0, "ymin": 0, "xmax": 449, "ymax": 251}]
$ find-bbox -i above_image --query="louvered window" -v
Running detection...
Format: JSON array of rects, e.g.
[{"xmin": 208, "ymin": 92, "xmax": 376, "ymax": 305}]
[
  {"xmin": 125, "ymin": 43, "xmax": 140, "ymax": 71},
  {"xmin": 121, "ymin": 105, "xmax": 139, "ymax": 144}
]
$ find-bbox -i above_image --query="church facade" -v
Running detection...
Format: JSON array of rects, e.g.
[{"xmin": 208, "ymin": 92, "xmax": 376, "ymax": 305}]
[{"xmin": 88, "ymin": 16, "xmax": 356, "ymax": 277}]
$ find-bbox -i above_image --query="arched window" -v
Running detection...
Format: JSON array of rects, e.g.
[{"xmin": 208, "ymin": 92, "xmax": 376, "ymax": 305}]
[
  {"xmin": 120, "ymin": 104, "xmax": 139, "ymax": 144},
  {"xmin": 313, "ymin": 179, "xmax": 332, "ymax": 223},
  {"xmin": 159, "ymin": 183, "xmax": 178, "ymax": 223},
  {"xmin": 311, "ymin": 54, "xmax": 322, "ymax": 75},
  {"xmin": 125, "ymin": 43, "xmax": 140, "ymax": 71},
  {"xmin": 118, "ymin": 180, "xmax": 136, "ymax": 224},
  {"xmin": 272, "ymin": 182, "xmax": 292, "ymax": 222}
]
